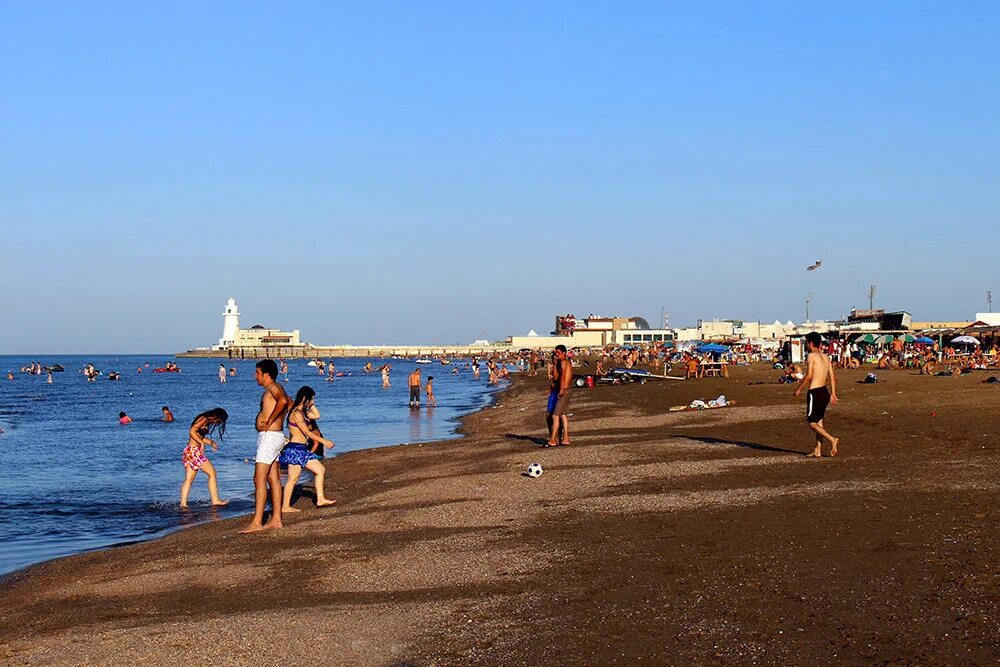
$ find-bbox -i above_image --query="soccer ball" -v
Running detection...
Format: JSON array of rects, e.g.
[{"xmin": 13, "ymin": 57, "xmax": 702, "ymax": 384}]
[{"xmin": 526, "ymin": 463, "xmax": 543, "ymax": 478}]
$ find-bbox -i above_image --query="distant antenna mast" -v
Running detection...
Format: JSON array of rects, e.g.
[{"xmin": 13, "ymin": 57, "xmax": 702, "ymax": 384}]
[
  {"xmin": 805, "ymin": 292, "xmax": 813, "ymax": 322},
  {"xmin": 988, "ymin": 290, "xmax": 994, "ymax": 313},
  {"xmin": 868, "ymin": 285, "xmax": 876, "ymax": 310}
]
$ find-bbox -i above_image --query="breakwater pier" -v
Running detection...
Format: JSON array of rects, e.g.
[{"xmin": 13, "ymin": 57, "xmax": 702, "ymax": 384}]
[{"xmin": 176, "ymin": 345, "xmax": 510, "ymax": 359}]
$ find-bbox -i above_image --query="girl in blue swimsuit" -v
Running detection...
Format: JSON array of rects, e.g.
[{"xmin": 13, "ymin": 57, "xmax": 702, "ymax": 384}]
[{"xmin": 279, "ymin": 386, "xmax": 337, "ymax": 512}]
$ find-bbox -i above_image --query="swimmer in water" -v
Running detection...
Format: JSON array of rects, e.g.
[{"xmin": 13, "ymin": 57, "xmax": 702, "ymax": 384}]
[
  {"xmin": 162, "ymin": 405, "xmax": 175, "ymax": 422},
  {"xmin": 119, "ymin": 411, "xmax": 132, "ymax": 425}
]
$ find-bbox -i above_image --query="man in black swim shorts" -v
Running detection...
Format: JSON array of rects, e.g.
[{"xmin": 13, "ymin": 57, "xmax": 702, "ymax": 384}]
[
  {"xmin": 408, "ymin": 368, "xmax": 421, "ymax": 407},
  {"xmin": 794, "ymin": 332, "xmax": 840, "ymax": 457}
]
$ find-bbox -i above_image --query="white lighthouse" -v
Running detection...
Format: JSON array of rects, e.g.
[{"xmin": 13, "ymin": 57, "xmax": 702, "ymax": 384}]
[{"xmin": 217, "ymin": 297, "xmax": 240, "ymax": 349}]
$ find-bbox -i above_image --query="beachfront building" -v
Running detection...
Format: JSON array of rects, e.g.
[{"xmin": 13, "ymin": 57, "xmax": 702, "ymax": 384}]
[
  {"xmin": 845, "ymin": 309, "xmax": 912, "ymax": 330},
  {"xmin": 234, "ymin": 324, "xmax": 302, "ymax": 348},
  {"xmin": 797, "ymin": 320, "xmax": 841, "ymax": 335},
  {"xmin": 912, "ymin": 320, "xmax": 974, "ymax": 330},
  {"xmin": 675, "ymin": 319, "xmax": 797, "ymax": 341},
  {"xmin": 509, "ymin": 314, "xmax": 673, "ymax": 349},
  {"xmin": 211, "ymin": 297, "xmax": 303, "ymax": 351}
]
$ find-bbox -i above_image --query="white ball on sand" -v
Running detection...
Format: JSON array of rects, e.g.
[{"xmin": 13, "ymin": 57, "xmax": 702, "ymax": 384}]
[{"xmin": 526, "ymin": 462, "xmax": 543, "ymax": 478}]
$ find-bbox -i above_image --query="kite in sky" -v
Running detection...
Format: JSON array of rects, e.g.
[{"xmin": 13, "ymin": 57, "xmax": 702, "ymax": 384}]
[{"xmin": 807, "ymin": 260, "xmax": 822, "ymax": 271}]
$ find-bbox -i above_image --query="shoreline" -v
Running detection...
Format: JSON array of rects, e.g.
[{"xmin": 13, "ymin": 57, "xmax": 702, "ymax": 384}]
[
  {"xmin": 0, "ymin": 376, "xmax": 512, "ymax": 586},
  {"xmin": 4, "ymin": 364, "xmax": 1000, "ymax": 664}
]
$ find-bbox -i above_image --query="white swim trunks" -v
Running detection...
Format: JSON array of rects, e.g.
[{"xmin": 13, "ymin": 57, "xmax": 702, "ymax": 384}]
[{"xmin": 255, "ymin": 431, "xmax": 286, "ymax": 465}]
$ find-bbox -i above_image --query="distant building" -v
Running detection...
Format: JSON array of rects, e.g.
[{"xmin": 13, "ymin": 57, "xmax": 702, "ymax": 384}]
[
  {"xmin": 676, "ymin": 319, "xmax": 796, "ymax": 341},
  {"xmin": 845, "ymin": 309, "xmax": 912, "ymax": 330},
  {"xmin": 235, "ymin": 324, "xmax": 302, "ymax": 348},
  {"xmin": 510, "ymin": 313, "xmax": 673, "ymax": 349},
  {"xmin": 974, "ymin": 313, "xmax": 1000, "ymax": 327},
  {"xmin": 212, "ymin": 297, "xmax": 302, "ymax": 350}
]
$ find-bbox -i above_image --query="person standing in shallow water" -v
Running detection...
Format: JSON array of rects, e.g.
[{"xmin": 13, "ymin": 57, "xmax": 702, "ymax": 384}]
[
  {"xmin": 426, "ymin": 376, "xmax": 436, "ymax": 407},
  {"xmin": 408, "ymin": 368, "xmax": 421, "ymax": 407},
  {"xmin": 794, "ymin": 331, "xmax": 840, "ymax": 457},
  {"xmin": 218, "ymin": 364, "xmax": 227, "ymax": 383},
  {"xmin": 279, "ymin": 386, "xmax": 337, "ymax": 513},
  {"xmin": 240, "ymin": 360, "xmax": 290, "ymax": 533},
  {"xmin": 180, "ymin": 408, "xmax": 230, "ymax": 508}
]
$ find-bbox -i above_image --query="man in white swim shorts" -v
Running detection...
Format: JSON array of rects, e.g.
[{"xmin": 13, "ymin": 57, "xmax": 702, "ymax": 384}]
[{"xmin": 240, "ymin": 359, "xmax": 291, "ymax": 533}]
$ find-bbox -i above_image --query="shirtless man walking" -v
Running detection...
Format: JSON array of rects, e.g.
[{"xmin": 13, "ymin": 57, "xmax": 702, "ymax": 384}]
[
  {"xmin": 241, "ymin": 360, "xmax": 290, "ymax": 533},
  {"xmin": 408, "ymin": 368, "xmax": 421, "ymax": 407},
  {"xmin": 546, "ymin": 345, "xmax": 573, "ymax": 446},
  {"xmin": 794, "ymin": 331, "xmax": 840, "ymax": 457}
]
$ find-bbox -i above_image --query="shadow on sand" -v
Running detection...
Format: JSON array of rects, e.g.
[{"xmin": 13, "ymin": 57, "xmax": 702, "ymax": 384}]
[
  {"xmin": 678, "ymin": 435, "xmax": 804, "ymax": 456},
  {"xmin": 504, "ymin": 433, "xmax": 550, "ymax": 447}
]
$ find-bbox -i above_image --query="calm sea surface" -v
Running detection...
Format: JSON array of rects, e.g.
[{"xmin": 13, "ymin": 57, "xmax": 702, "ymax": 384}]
[{"xmin": 0, "ymin": 355, "xmax": 501, "ymax": 576}]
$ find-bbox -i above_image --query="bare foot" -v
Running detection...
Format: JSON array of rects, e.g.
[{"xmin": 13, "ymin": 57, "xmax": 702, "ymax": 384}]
[
  {"xmin": 263, "ymin": 521, "xmax": 283, "ymax": 531},
  {"xmin": 559, "ymin": 440, "xmax": 570, "ymax": 446},
  {"xmin": 830, "ymin": 438, "xmax": 839, "ymax": 457},
  {"xmin": 316, "ymin": 499, "xmax": 337, "ymax": 508},
  {"xmin": 283, "ymin": 506, "xmax": 302, "ymax": 513},
  {"xmin": 239, "ymin": 523, "xmax": 265, "ymax": 534},
  {"xmin": 807, "ymin": 450, "xmax": 822, "ymax": 458},
  {"xmin": 179, "ymin": 503, "xmax": 189, "ymax": 509},
  {"xmin": 212, "ymin": 499, "xmax": 230, "ymax": 506}
]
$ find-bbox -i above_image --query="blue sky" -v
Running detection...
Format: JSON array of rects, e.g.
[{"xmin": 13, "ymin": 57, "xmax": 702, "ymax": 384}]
[{"xmin": 1, "ymin": 2, "xmax": 998, "ymax": 353}]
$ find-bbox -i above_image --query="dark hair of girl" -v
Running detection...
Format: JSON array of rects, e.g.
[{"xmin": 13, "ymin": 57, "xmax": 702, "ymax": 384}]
[
  {"xmin": 292, "ymin": 386, "xmax": 316, "ymax": 413},
  {"xmin": 191, "ymin": 407, "xmax": 228, "ymax": 439}
]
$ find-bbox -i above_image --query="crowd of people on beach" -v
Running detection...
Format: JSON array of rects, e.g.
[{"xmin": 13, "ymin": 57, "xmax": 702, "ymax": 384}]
[
  {"xmin": 166, "ymin": 353, "xmax": 522, "ymax": 526},
  {"xmin": 16, "ymin": 331, "xmax": 992, "ymax": 524}
]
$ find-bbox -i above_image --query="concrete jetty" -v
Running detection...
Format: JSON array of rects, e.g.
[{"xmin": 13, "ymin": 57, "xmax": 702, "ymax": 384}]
[{"xmin": 176, "ymin": 344, "xmax": 510, "ymax": 359}]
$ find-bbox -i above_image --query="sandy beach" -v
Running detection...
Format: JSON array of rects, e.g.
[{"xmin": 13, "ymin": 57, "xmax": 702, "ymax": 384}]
[{"xmin": 3, "ymin": 362, "xmax": 1000, "ymax": 665}]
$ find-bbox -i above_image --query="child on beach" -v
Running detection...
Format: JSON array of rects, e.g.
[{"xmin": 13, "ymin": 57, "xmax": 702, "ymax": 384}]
[
  {"xmin": 180, "ymin": 408, "xmax": 230, "ymax": 507},
  {"xmin": 279, "ymin": 386, "xmax": 337, "ymax": 513},
  {"xmin": 426, "ymin": 376, "xmax": 437, "ymax": 406}
]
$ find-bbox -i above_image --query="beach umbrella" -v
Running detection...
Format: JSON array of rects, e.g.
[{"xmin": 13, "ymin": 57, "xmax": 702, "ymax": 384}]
[
  {"xmin": 695, "ymin": 343, "xmax": 730, "ymax": 354},
  {"xmin": 915, "ymin": 336, "xmax": 934, "ymax": 344},
  {"xmin": 951, "ymin": 335, "xmax": 980, "ymax": 345},
  {"xmin": 856, "ymin": 334, "xmax": 877, "ymax": 344},
  {"xmin": 877, "ymin": 334, "xmax": 915, "ymax": 344}
]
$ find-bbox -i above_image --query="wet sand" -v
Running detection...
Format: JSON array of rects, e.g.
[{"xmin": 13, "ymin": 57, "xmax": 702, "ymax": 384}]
[{"xmin": 3, "ymin": 363, "xmax": 1000, "ymax": 665}]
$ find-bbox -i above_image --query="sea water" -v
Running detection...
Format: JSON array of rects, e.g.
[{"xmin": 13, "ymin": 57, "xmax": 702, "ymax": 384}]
[{"xmin": 0, "ymin": 355, "xmax": 500, "ymax": 576}]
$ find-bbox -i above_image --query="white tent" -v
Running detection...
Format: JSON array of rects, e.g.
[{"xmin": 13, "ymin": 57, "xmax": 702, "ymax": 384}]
[{"xmin": 526, "ymin": 330, "xmax": 539, "ymax": 337}]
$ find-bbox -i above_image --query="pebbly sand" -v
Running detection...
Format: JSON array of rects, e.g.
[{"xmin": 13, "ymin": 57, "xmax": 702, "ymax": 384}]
[{"xmin": 3, "ymin": 363, "xmax": 1000, "ymax": 665}]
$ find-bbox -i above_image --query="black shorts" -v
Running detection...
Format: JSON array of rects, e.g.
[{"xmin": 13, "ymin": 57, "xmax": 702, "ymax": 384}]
[
  {"xmin": 806, "ymin": 387, "xmax": 830, "ymax": 423},
  {"xmin": 409, "ymin": 386, "xmax": 421, "ymax": 402}
]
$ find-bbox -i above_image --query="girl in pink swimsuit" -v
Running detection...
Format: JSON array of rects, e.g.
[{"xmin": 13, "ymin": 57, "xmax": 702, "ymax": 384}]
[{"xmin": 180, "ymin": 408, "xmax": 231, "ymax": 508}]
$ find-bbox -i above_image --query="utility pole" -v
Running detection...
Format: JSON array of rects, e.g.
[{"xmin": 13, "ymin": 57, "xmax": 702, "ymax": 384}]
[
  {"xmin": 868, "ymin": 285, "xmax": 876, "ymax": 310},
  {"xmin": 988, "ymin": 290, "xmax": 994, "ymax": 313}
]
